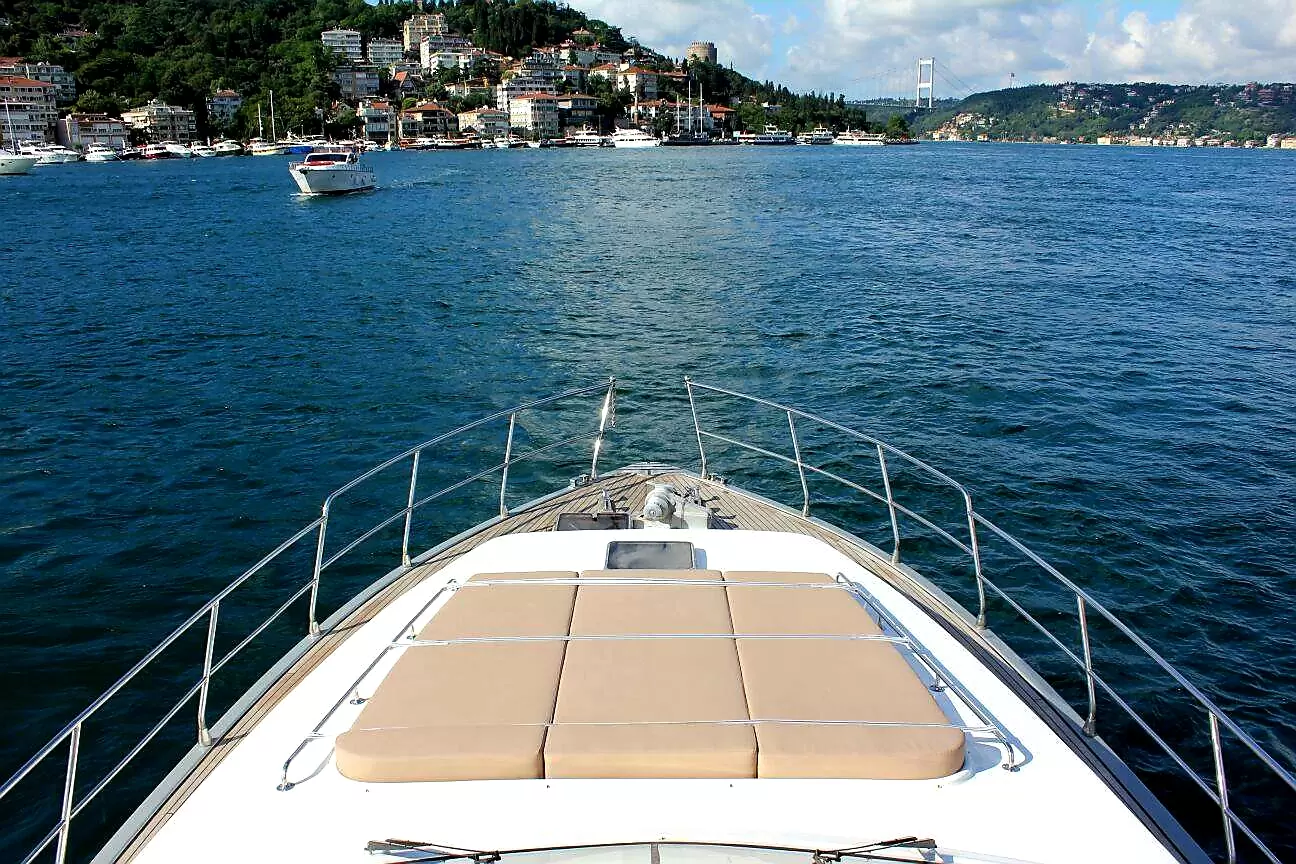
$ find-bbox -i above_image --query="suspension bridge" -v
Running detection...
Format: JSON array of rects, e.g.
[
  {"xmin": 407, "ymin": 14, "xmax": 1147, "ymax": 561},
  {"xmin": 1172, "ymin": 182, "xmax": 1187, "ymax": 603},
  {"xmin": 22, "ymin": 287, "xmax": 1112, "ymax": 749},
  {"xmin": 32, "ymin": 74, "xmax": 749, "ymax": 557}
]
[{"xmin": 845, "ymin": 57, "xmax": 977, "ymax": 112}]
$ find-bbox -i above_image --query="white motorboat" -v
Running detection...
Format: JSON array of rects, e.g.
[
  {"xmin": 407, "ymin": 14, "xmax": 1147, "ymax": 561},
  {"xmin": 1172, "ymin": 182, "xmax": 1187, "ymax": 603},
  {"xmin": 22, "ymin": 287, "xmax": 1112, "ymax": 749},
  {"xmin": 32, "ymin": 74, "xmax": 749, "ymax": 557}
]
[
  {"xmin": 163, "ymin": 142, "xmax": 195, "ymax": 158},
  {"xmin": 190, "ymin": 144, "xmax": 217, "ymax": 158},
  {"xmin": 0, "ymin": 149, "xmax": 37, "ymax": 174},
  {"xmin": 83, "ymin": 144, "xmax": 121, "ymax": 162},
  {"xmin": 1, "ymin": 378, "xmax": 1290, "ymax": 864},
  {"xmin": 212, "ymin": 139, "xmax": 243, "ymax": 156},
  {"xmin": 751, "ymin": 125, "xmax": 795, "ymax": 145},
  {"xmin": 611, "ymin": 127, "xmax": 662, "ymax": 148},
  {"xmin": 835, "ymin": 131, "xmax": 887, "ymax": 147},
  {"xmin": 571, "ymin": 128, "xmax": 609, "ymax": 147},
  {"xmin": 289, "ymin": 147, "xmax": 375, "ymax": 195},
  {"xmin": 20, "ymin": 143, "xmax": 82, "ymax": 163}
]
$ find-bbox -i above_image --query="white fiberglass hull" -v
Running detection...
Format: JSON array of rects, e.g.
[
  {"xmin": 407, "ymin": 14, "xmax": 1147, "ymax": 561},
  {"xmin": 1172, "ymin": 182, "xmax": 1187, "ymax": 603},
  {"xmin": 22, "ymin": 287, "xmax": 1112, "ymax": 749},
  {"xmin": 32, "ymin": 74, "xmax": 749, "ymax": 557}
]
[
  {"xmin": 33, "ymin": 150, "xmax": 81, "ymax": 164},
  {"xmin": 290, "ymin": 164, "xmax": 376, "ymax": 195},
  {"xmin": 0, "ymin": 153, "xmax": 37, "ymax": 174},
  {"xmin": 84, "ymin": 151, "xmax": 119, "ymax": 163},
  {"xmin": 612, "ymin": 138, "xmax": 661, "ymax": 148}
]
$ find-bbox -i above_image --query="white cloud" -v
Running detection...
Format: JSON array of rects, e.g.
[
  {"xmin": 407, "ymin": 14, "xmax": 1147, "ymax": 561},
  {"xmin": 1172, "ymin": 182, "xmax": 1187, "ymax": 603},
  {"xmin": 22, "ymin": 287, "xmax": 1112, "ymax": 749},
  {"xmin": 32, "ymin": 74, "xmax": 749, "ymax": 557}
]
[
  {"xmin": 572, "ymin": 0, "xmax": 777, "ymax": 75},
  {"xmin": 782, "ymin": 0, "xmax": 1296, "ymax": 95}
]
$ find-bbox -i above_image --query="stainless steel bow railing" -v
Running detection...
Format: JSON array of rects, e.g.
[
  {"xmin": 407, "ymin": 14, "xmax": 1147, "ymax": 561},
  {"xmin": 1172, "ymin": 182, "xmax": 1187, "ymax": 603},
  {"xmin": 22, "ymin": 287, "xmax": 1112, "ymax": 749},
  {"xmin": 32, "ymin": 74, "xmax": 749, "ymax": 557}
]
[
  {"xmin": 684, "ymin": 378, "xmax": 1295, "ymax": 864},
  {"xmin": 0, "ymin": 379, "xmax": 617, "ymax": 864}
]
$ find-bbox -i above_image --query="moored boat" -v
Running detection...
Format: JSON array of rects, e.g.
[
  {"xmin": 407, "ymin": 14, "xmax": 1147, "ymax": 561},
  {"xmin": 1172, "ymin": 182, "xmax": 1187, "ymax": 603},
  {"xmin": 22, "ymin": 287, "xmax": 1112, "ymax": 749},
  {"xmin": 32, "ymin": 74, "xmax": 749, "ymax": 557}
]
[
  {"xmin": 83, "ymin": 144, "xmax": 121, "ymax": 162},
  {"xmin": 571, "ymin": 127, "xmax": 609, "ymax": 147},
  {"xmin": 2, "ymin": 377, "xmax": 1290, "ymax": 864},
  {"xmin": 835, "ymin": 130, "xmax": 887, "ymax": 147},
  {"xmin": 247, "ymin": 138, "xmax": 287, "ymax": 156},
  {"xmin": 0, "ymin": 148, "xmax": 37, "ymax": 174},
  {"xmin": 163, "ymin": 141, "xmax": 195, "ymax": 158},
  {"xmin": 20, "ymin": 143, "xmax": 82, "ymax": 163},
  {"xmin": 190, "ymin": 143, "xmax": 217, "ymax": 158},
  {"xmin": 288, "ymin": 146, "xmax": 375, "ymax": 195},
  {"xmin": 750, "ymin": 125, "xmax": 794, "ymax": 145},
  {"xmin": 212, "ymin": 139, "xmax": 243, "ymax": 156},
  {"xmin": 139, "ymin": 142, "xmax": 174, "ymax": 159},
  {"xmin": 610, "ymin": 127, "xmax": 661, "ymax": 148}
]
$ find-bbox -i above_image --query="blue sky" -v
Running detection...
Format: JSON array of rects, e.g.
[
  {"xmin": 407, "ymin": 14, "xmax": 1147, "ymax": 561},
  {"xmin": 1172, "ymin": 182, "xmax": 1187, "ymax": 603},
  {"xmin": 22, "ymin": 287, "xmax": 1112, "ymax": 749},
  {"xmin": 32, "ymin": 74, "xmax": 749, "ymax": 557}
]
[{"xmin": 574, "ymin": 0, "xmax": 1296, "ymax": 95}]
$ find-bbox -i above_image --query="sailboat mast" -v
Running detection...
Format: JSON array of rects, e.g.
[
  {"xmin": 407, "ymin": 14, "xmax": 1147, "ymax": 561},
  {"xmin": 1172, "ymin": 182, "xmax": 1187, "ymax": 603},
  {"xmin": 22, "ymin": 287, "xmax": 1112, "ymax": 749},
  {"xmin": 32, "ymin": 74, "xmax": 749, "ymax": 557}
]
[
  {"xmin": 270, "ymin": 90, "xmax": 277, "ymax": 142},
  {"xmin": 258, "ymin": 102, "xmax": 264, "ymax": 139}
]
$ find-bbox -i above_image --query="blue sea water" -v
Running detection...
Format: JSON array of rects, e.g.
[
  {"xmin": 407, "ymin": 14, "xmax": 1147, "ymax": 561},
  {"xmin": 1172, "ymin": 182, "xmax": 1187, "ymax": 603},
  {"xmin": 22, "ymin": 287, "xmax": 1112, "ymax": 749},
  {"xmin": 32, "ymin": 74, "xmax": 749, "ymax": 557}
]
[{"xmin": 2, "ymin": 144, "xmax": 1295, "ymax": 860}]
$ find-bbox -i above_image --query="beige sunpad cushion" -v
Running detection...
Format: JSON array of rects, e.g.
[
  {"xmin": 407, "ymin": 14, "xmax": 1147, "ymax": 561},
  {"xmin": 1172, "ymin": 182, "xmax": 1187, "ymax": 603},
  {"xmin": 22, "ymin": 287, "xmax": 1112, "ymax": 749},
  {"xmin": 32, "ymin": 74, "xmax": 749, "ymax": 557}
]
[
  {"xmin": 335, "ymin": 571, "xmax": 577, "ymax": 782},
  {"xmin": 725, "ymin": 571, "xmax": 965, "ymax": 779},
  {"xmin": 544, "ymin": 569, "xmax": 757, "ymax": 778}
]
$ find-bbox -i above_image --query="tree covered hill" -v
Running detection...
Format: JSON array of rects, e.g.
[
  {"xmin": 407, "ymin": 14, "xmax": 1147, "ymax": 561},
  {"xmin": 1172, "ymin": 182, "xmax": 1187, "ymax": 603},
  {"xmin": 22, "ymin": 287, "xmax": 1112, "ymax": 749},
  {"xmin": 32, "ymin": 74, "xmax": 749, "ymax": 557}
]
[
  {"xmin": 912, "ymin": 82, "xmax": 1296, "ymax": 142},
  {"xmin": 2, "ymin": 0, "xmax": 875, "ymax": 136}
]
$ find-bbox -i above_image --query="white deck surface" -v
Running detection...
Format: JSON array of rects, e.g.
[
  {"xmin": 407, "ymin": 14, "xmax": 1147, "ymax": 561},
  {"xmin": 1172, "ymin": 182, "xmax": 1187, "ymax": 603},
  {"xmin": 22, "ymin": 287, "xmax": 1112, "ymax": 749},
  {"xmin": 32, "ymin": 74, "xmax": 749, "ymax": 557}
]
[{"xmin": 131, "ymin": 530, "xmax": 1179, "ymax": 864}]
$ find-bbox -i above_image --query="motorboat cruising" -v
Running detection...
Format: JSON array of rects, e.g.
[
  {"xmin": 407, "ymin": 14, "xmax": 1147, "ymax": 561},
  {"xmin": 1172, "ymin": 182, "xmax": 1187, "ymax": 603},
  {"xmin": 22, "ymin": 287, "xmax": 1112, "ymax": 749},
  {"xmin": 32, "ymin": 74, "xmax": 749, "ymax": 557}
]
[
  {"xmin": 2, "ymin": 379, "xmax": 1292, "ymax": 864},
  {"xmin": 0, "ymin": 148, "xmax": 37, "ymax": 174},
  {"xmin": 289, "ymin": 146, "xmax": 375, "ymax": 195},
  {"xmin": 83, "ymin": 144, "xmax": 120, "ymax": 162},
  {"xmin": 611, "ymin": 127, "xmax": 662, "ymax": 148},
  {"xmin": 835, "ymin": 131, "xmax": 887, "ymax": 147}
]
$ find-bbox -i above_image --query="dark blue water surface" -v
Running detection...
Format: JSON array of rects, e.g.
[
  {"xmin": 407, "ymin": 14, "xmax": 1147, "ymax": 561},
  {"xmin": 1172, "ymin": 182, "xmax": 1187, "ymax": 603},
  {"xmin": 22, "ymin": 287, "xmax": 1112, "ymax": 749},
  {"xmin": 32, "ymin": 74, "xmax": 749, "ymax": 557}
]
[{"xmin": 2, "ymin": 144, "xmax": 1295, "ymax": 860}]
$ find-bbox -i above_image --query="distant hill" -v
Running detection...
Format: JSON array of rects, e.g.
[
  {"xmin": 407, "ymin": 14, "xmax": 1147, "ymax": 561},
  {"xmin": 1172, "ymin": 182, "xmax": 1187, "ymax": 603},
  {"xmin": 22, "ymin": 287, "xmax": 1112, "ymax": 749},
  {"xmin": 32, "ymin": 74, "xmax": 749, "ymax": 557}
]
[{"xmin": 912, "ymin": 82, "xmax": 1296, "ymax": 142}]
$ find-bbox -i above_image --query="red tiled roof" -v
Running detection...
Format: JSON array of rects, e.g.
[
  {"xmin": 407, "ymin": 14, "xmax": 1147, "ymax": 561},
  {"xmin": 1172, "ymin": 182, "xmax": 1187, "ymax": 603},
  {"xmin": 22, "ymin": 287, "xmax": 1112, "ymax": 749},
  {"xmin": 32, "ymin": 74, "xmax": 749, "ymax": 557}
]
[
  {"xmin": 621, "ymin": 67, "xmax": 656, "ymax": 75},
  {"xmin": 708, "ymin": 105, "xmax": 735, "ymax": 113},
  {"xmin": 407, "ymin": 102, "xmax": 451, "ymax": 113},
  {"xmin": 510, "ymin": 92, "xmax": 556, "ymax": 101},
  {"xmin": 0, "ymin": 76, "xmax": 52, "ymax": 88},
  {"xmin": 0, "ymin": 57, "xmax": 24, "ymax": 66}
]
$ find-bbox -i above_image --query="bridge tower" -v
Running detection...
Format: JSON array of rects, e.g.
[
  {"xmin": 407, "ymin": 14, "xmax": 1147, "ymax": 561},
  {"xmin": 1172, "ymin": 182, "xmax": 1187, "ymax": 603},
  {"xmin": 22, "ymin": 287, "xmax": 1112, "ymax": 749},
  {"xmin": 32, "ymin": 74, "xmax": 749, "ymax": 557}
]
[{"xmin": 915, "ymin": 57, "xmax": 934, "ymax": 108}]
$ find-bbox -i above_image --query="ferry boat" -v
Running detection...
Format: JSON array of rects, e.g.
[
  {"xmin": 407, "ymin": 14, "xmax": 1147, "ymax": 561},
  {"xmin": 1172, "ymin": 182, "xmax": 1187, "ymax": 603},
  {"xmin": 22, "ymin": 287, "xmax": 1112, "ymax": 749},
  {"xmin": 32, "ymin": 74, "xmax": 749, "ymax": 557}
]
[
  {"xmin": 1, "ymin": 378, "xmax": 1290, "ymax": 864},
  {"xmin": 751, "ymin": 125, "xmax": 795, "ymax": 146},
  {"xmin": 247, "ymin": 138, "xmax": 287, "ymax": 157},
  {"xmin": 808, "ymin": 126, "xmax": 836, "ymax": 145},
  {"xmin": 611, "ymin": 127, "xmax": 662, "ymax": 148},
  {"xmin": 834, "ymin": 131, "xmax": 887, "ymax": 147},
  {"xmin": 288, "ymin": 146, "xmax": 376, "ymax": 195},
  {"xmin": 571, "ymin": 128, "xmax": 609, "ymax": 147},
  {"xmin": 83, "ymin": 144, "xmax": 120, "ymax": 162}
]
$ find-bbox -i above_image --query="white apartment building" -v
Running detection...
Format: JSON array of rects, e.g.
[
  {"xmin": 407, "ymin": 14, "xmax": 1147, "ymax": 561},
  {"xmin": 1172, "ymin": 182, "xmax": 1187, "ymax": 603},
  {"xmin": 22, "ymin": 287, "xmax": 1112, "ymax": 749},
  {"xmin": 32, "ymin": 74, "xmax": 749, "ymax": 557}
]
[
  {"xmin": 56, "ymin": 113, "xmax": 128, "ymax": 150},
  {"xmin": 507, "ymin": 92, "xmax": 559, "ymax": 138},
  {"xmin": 0, "ymin": 76, "xmax": 58, "ymax": 142},
  {"xmin": 207, "ymin": 89, "xmax": 243, "ymax": 124},
  {"xmin": 419, "ymin": 34, "xmax": 474, "ymax": 71},
  {"xmin": 0, "ymin": 60, "xmax": 76, "ymax": 103},
  {"xmin": 122, "ymin": 99, "xmax": 197, "ymax": 142},
  {"xmin": 366, "ymin": 37, "xmax": 403, "ymax": 67},
  {"xmin": 617, "ymin": 67, "xmax": 658, "ymax": 100},
  {"xmin": 403, "ymin": 13, "xmax": 448, "ymax": 51},
  {"xmin": 457, "ymin": 107, "xmax": 508, "ymax": 138},
  {"xmin": 356, "ymin": 99, "xmax": 392, "ymax": 143},
  {"xmin": 321, "ymin": 29, "xmax": 364, "ymax": 62}
]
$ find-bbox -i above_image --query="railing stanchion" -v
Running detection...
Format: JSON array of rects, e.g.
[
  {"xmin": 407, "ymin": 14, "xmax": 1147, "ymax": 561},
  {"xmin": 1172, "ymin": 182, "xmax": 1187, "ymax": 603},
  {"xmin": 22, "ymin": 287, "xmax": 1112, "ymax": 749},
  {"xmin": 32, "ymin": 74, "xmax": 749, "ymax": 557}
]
[
  {"xmin": 1077, "ymin": 595, "xmax": 1097, "ymax": 736},
  {"xmin": 877, "ymin": 445, "xmax": 901, "ymax": 563},
  {"xmin": 1210, "ymin": 711, "xmax": 1237, "ymax": 864},
  {"xmin": 401, "ymin": 449, "xmax": 421, "ymax": 567},
  {"xmin": 308, "ymin": 504, "xmax": 329, "ymax": 636},
  {"xmin": 499, "ymin": 415, "xmax": 517, "ymax": 516},
  {"xmin": 590, "ymin": 378, "xmax": 616, "ymax": 479},
  {"xmin": 965, "ymin": 493, "xmax": 987, "ymax": 629},
  {"xmin": 197, "ymin": 601, "xmax": 220, "ymax": 747},
  {"xmin": 684, "ymin": 377, "xmax": 708, "ymax": 478},
  {"xmin": 787, "ymin": 411, "xmax": 810, "ymax": 516},
  {"xmin": 54, "ymin": 723, "xmax": 80, "ymax": 864}
]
